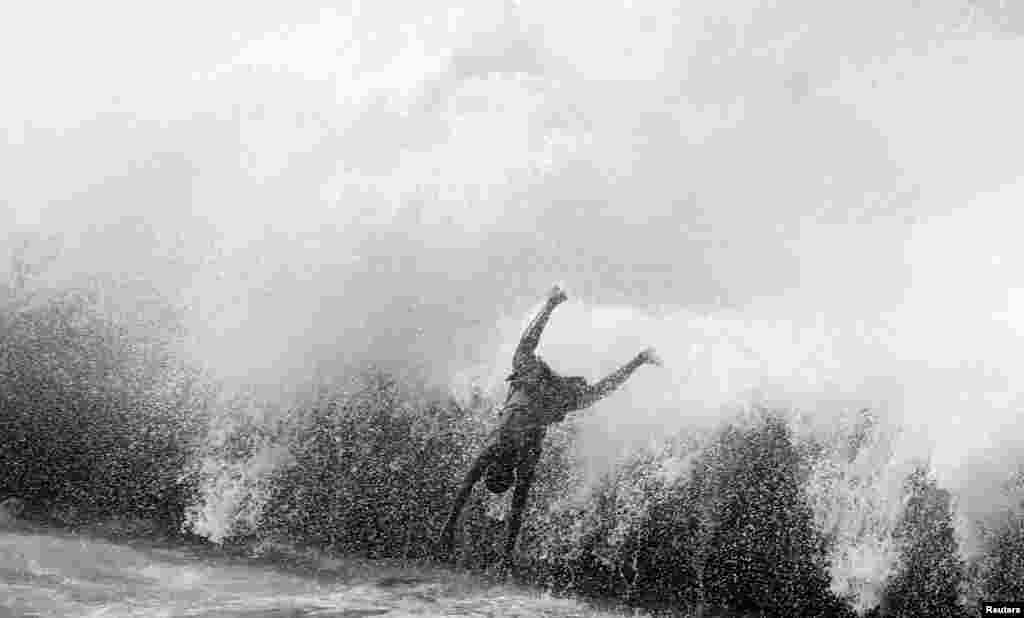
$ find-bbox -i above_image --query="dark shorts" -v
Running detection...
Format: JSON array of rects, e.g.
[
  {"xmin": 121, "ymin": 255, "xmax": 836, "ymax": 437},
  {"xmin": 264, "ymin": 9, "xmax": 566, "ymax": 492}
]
[
  {"xmin": 483, "ymin": 424, "xmax": 544, "ymax": 495},
  {"xmin": 485, "ymin": 458, "xmax": 516, "ymax": 495}
]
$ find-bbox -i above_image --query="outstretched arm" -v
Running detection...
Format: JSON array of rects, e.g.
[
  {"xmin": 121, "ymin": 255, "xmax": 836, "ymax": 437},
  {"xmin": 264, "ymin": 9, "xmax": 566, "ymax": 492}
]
[
  {"xmin": 576, "ymin": 347, "xmax": 662, "ymax": 409},
  {"xmin": 513, "ymin": 285, "xmax": 568, "ymax": 367}
]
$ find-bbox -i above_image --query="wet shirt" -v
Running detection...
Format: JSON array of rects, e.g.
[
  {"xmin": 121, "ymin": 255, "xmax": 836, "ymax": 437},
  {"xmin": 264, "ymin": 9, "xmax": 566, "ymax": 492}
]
[{"xmin": 494, "ymin": 354, "xmax": 588, "ymax": 439}]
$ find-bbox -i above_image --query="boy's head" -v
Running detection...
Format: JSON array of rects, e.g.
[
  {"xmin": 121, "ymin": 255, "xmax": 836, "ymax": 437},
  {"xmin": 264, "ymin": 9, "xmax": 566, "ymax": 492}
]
[
  {"xmin": 522, "ymin": 358, "xmax": 589, "ymax": 400},
  {"xmin": 530, "ymin": 356, "xmax": 555, "ymax": 381}
]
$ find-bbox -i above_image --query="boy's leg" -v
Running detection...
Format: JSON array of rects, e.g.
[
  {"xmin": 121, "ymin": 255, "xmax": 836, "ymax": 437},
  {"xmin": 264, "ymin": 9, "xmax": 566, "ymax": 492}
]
[
  {"xmin": 502, "ymin": 446, "xmax": 541, "ymax": 568},
  {"xmin": 439, "ymin": 444, "xmax": 497, "ymax": 560}
]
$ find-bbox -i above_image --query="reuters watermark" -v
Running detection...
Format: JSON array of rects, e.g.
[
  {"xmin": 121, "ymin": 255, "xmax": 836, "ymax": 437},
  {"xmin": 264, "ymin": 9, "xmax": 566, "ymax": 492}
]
[{"xmin": 981, "ymin": 602, "xmax": 1024, "ymax": 615}]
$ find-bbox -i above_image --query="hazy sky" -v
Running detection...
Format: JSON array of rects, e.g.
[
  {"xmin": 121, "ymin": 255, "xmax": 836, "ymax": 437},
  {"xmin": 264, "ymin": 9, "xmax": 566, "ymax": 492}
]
[{"xmin": 3, "ymin": 1, "xmax": 1024, "ymax": 495}]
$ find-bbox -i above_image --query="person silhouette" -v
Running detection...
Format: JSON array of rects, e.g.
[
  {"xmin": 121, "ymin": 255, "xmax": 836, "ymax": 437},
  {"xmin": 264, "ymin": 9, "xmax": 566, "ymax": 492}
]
[{"xmin": 438, "ymin": 285, "xmax": 662, "ymax": 569}]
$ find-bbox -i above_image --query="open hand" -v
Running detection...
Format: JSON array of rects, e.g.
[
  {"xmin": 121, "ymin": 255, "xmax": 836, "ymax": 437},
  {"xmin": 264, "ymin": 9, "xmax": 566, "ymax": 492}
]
[
  {"xmin": 547, "ymin": 284, "xmax": 568, "ymax": 305},
  {"xmin": 638, "ymin": 347, "xmax": 663, "ymax": 367}
]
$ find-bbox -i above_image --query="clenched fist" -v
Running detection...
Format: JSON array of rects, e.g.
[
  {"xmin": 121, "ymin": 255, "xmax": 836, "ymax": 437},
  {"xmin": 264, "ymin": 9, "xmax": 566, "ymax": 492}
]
[
  {"xmin": 547, "ymin": 284, "xmax": 568, "ymax": 305},
  {"xmin": 638, "ymin": 347, "xmax": 663, "ymax": 367}
]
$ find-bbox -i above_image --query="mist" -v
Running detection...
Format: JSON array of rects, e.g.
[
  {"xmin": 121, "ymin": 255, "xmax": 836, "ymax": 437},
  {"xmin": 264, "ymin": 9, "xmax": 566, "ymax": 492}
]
[{"xmin": 4, "ymin": 0, "xmax": 1024, "ymax": 547}]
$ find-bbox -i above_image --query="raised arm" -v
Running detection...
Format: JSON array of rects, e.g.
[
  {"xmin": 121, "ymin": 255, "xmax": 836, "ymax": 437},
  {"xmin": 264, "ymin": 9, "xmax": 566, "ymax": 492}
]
[
  {"xmin": 576, "ymin": 347, "xmax": 662, "ymax": 409},
  {"xmin": 513, "ymin": 285, "xmax": 568, "ymax": 367}
]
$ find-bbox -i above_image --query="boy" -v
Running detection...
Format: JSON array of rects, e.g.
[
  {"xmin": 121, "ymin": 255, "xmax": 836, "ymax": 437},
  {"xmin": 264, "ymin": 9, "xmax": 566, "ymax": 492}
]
[{"xmin": 438, "ymin": 285, "xmax": 662, "ymax": 568}]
